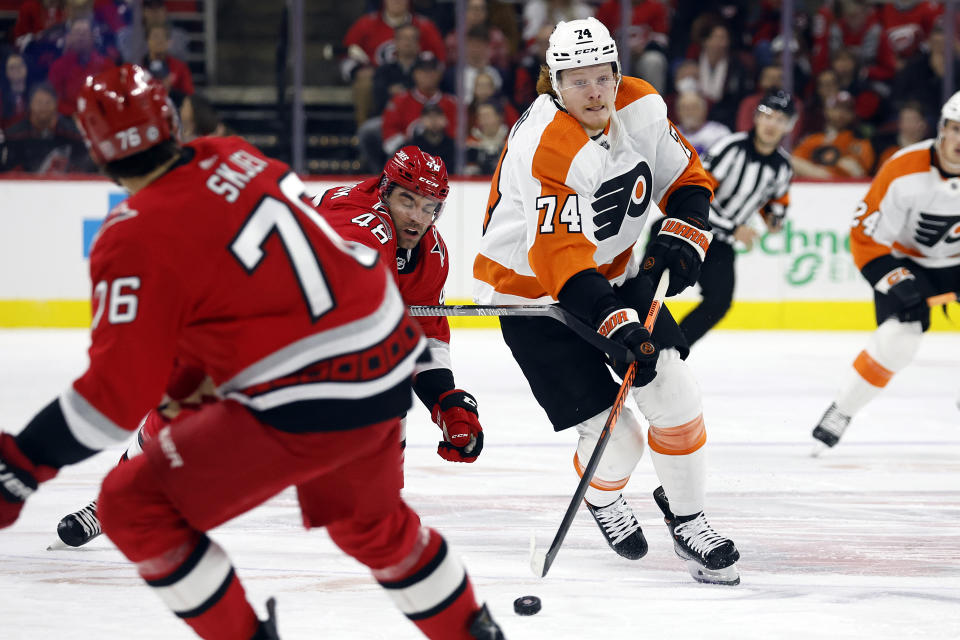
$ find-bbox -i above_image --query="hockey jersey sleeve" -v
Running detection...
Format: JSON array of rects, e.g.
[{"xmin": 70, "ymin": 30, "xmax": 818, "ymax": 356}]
[
  {"xmin": 63, "ymin": 217, "xmax": 183, "ymax": 450},
  {"xmin": 849, "ymin": 150, "xmax": 919, "ymax": 280}
]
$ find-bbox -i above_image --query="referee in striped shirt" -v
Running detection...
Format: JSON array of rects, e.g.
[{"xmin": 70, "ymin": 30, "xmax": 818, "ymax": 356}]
[{"xmin": 665, "ymin": 90, "xmax": 797, "ymax": 346}]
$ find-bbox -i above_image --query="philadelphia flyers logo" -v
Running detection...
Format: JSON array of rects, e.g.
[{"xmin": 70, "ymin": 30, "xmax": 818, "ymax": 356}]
[
  {"xmin": 915, "ymin": 212, "xmax": 960, "ymax": 246},
  {"xmin": 592, "ymin": 161, "xmax": 653, "ymax": 241},
  {"xmin": 639, "ymin": 342, "xmax": 655, "ymax": 355}
]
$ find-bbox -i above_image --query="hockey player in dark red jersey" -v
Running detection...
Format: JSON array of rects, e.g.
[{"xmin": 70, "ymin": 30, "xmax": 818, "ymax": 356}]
[
  {"xmin": 314, "ymin": 145, "xmax": 484, "ymax": 464},
  {"xmin": 53, "ymin": 145, "xmax": 487, "ymax": 548},
  {"xmin": 0, "ymin": 64, "xmax": 504, "ymax": 640}
]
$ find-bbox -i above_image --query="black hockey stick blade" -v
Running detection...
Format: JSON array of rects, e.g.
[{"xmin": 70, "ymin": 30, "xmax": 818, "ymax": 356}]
[
  {"xmin": 529, "ymin": 271, "xmax": 670, "ymax": 578},
  {"xmin": 408, "ymin": 303, "xmax": 635, "ymax": 364}
]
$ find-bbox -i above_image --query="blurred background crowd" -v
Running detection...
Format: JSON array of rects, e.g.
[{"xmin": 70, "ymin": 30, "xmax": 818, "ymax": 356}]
[{"xmin": 0, "ymin": 0, "xmax": 957, "ymax": 177}]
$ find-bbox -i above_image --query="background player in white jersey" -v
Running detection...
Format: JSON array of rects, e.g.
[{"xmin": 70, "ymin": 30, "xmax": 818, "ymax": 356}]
[
  {"xmin": 0, "ymin": 65, "xmax": 505, "ymax": 640},
  {"xmin": 665, "ymin": 90, "xmax": 796, "ymax": 346},
  {"xmin": 473, "ymin": 18, "xmax": 739, "ymax": 585},
  {"xmin": 812, "ymin": 91, "xmax": 960, "ymax": 452}
]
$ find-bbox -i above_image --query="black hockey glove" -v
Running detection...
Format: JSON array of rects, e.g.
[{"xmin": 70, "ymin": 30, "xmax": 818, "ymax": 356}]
[
  {"xmin": 0, "ymin": 433, "xmax": 57, "ymax": 528},
  {"xmin": 874, "ymin": 265, "xmax": 925, "ymax": 323},
  {"xmin": 641, "ymin": 217, "xmax": 713, "ymax": 297},
  {"xmin": 597, "ymin": 308, "xmax": 659, "ymax": 387}
]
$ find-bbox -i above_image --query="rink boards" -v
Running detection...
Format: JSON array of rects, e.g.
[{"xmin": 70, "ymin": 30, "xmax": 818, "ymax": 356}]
[{"xmin": 0, "ymin": 177, "xmax": 954, "ymax": 330}]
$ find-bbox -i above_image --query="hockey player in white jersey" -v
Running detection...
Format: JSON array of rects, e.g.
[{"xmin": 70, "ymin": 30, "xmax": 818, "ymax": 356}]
[
  {"xmin": 473, "ymin": 17, "xmax": 739, "ymax": 585},
  {"xmin": 812, "ymin": 91, "xmax": 960, "ymax": 452}
]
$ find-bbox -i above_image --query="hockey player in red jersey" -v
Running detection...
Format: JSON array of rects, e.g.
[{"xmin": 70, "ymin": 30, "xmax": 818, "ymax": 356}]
[
  {"xmin": 0, "ymin": 64, "xmax": 504, "ymax": 640},
  {"xmin": 314, "ymin": 146, "xmax": 484, "ymax": 464},
  {"xmin": 812, "ymin": 90, "xmax": 960, "ymax": 453},
  {"xmin": 54, "ymin": 146, "xmax": 486, "ymax": 549}
]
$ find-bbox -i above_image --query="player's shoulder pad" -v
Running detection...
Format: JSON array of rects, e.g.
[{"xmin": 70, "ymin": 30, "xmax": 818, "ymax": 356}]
[
  {"xmin": 875, "ymin": 141, "xmax": 933, "ymax": 184},
  {"xmin": 615, "ymin": 76, "xmax": 667, "ymax": 120},
  {"xmin": 531, "ymin": 110, "xmax": 593, "ymax": 185}
]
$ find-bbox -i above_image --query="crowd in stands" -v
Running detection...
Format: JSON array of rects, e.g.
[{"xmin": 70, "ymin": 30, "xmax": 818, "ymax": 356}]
[
  {"xmin": 2, "ymin": 0, "xmax": 957, "ymax": 178},
  {"xmin": 0, "ymin": 0, "xmax": 196, "ymax": 173},
  {"xmin": 343, "ymin": 0, "xmax": 957, "ymax": 178}
]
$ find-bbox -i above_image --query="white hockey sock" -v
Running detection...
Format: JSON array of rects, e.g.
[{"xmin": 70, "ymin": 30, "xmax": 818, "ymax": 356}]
[
  {"xmin": 649, "ymin": 447, "xmax": 706, "ymax": 517},
  {"xmin": 836, "ymin": 319, "xmax": 922, "ymax": 416}
]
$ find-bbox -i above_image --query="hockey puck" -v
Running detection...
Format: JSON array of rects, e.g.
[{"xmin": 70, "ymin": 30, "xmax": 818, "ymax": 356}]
[{"xmin": 513, "ymin": 595, "xmax": 541, "ymax": 616}]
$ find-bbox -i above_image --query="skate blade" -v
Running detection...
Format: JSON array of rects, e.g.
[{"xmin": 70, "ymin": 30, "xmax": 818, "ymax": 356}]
[
  {"xmin": 810, "ymin": 440, "xmax": 830, "ymax": 458},
  {"xmin": 685, "ymin": 560, "xmax": 740, "ymax": 586},
  {"xmin": 46, "ymin": 538, "xmax": 72, "ymax": 551}
]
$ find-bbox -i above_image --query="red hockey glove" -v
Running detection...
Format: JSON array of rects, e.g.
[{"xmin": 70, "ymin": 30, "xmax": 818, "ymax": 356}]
[
  {"xmin": 0, "ymin": 433, "xmax": 57, "ymax": 528},
  {"xmin": 641, "ymin": 217, "xmax": 712, "ymax": 296},
  {"xmin": 431, "ymin": 390, "xmax": 484, "ymax": 463}
]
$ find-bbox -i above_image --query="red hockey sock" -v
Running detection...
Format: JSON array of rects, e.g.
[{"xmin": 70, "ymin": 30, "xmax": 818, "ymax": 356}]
[
  {"xmin": 373, "ymin": 528, "xmax": 481, "ymax": 640},
  {"xmin": 138, "ymin": 535, "xmax": 258, "ymax": 640}
]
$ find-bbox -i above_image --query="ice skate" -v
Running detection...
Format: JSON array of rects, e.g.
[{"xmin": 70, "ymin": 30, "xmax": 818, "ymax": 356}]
[
  {"xmin": 469, "ymin": 603, "xmax": 505, "ymax": 639},
  {"xmin": 811, "ymin": 402, "xmax": 852, "ymax": 456},
  {"xmin": 653, "ymin": 486, "xmax": 739, "ymax": 585},
  {"xmin": 585, "ymin": 494, "xmax": 648, "ymax": 560},
  {"xmin": 251, "ymin": 597, "xmax": 280, "ymax": 639},
  {"xmin": 50, "ymin": 500, "xmax": 102, "ymax": 549}
]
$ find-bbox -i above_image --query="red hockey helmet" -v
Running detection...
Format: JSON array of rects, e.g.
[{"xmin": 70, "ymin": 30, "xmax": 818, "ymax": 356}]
[
  {"xmin": 379, "ymin": 146, "xmax": 449, "ymax": 217},
  {"xmin": 75, "ymin": 64, "xmax": 179, "ymax": 165}
]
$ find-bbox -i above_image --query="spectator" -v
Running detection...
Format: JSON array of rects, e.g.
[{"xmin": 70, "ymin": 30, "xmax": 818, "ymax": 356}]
[
  {"xmin": 465, "ymin": 100, "xmax": 507, "ymax": 175},
  {"xmin": 372, "ymin": 23, "xmax": 421, "ymax": 117},
  {"xmin": 342, "ymin": 0, "xmax": 446, "ymax": 125},
  {"xmin": 877, "ymin": 0, "xmax": 942, "ymax": 71},
  {"xmin": 47, "ymin": 17, "xmax": 115, "ymax": 116},
  {"xmin": 673, "ymin": 90, "xmax": 730, "ymax": 157},
  {"xmin": 444, "ymin": 0, "xmax": 510, "ymax": 71},
  {"xmin": 0, "ymin": 83, "xmax": 91, "ymax": 173},
  {"xmin": 595, "ymin": 0, "xmax": 669, "ymax": 91},
  {"xmin": 408, "ymin": 102, "xmax": 455, "ymax": 163},
  {"xmin": 811, "ymin": 0, "xmax": 896, "ymax": 81},
  {"xmin": 513, "ymin": 24, "xmax": 552, "ymax": 112},
  {"xmin": 892, "ymin": 26, "xmax": 960, "ymax": 116},
  {"xmin": 801, "ymin": 68, "xmax": 840, "ymax": 138},
  {"xmin": 829, "ymin": 47, "xmax": 886, "ymax": 127},
  {"xmin": 442, "ymin": 25, "xmax": 502, "ymax": 104},
  {"xmin": 143, "ymin": 23, "xmax": 194, "ymax": 106},
  {"xmin": 12, "ymin": 0, "xmax": 64, "ymax": 53},
  {"xmin": 735, "ymin": 63, "xmax": 805, "ymax": 143},
  {"xmin": 119, "ymin": 0, "xmax": 190, "ymax": 63},
  {"xmin": 521, "ymin": 0, "xmax": 593, "ymax": 45},
  {"xmin": 469, "ymin": 70, "xmax": 517, "ymax": 130},
  {"xmin": 358, "ymin": 25, "xmax": 423, "ymax": 173},
  {"xmin": 792, "ymin": 90, "xmax": 875, "ymax": 179},
  {"xmin": 179, "ymin": 93, "xmax": 227, "ymax": 142},
  {"xmin": 691, "ymin": 22, "xmax": 753, "ymax": 128},
  {"xmin": 1, "ymin": 53, "xmax": 30, "ymax": 130},
  {"xmin": 872, "ymin": 101, "xmax": 929, "ymax": 169},
  {"xmin": 381, "ymin": 55, "xmax": 457, "ymax": 159}
]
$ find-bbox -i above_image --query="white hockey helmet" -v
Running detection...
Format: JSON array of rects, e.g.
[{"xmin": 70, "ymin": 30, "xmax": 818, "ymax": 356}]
[
  {"xmin": 546, "ymin": 17, "xmax": 620, "ymax": 109},
  {"xmin": 939, "ymin": 90, "xmax": 960, "ymax": 129}
]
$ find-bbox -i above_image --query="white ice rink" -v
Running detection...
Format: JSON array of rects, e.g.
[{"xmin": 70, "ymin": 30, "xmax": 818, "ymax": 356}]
[{"xmin": 1, "ymin": 326, "xmax": 958, "ymax": 640}]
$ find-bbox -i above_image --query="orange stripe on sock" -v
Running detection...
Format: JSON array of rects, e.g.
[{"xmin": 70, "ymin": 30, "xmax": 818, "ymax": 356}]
[
  {"xmin": 573, "ymin": 452, "xmax": 630, "ymax": 491},
  {"xmin": 648, "ymin": 414, "xmax": 706, "ymax": 455},
  {"xmin": 853, "ymin": 350, "xmax": 893, "ymax": 388}
]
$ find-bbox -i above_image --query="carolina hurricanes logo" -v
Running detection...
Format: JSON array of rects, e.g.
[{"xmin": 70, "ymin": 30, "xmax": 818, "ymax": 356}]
[{"xmin": 429, "ymin": 228, "xmax": 446, "ymax": 267}]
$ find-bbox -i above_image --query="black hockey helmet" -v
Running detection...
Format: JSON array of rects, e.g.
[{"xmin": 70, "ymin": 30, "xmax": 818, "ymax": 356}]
[{"xmin": 757, "ymin": 89, "xmax": 796, "ymax": 118}]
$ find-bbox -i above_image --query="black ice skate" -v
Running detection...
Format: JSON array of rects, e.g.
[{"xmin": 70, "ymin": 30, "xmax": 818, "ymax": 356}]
[
  {"xmin": 469, "ymin": 603, "xmax": 505, "ymax": 640},
  {"xmin": 251, "ymin": 597, "xmax": 280, "ymax": 639},
  {"xmin": 811, "ymin": 402, "xmax": 852, "ymax": 455},
  {"xmin": 653, "ymin": 486, "xmax": 739, "ymax": 585},
  {"xmin": 585, "ymin": 495, "xmax": 648, "ymax": 560},
  {"xmin": 54, "ymin": 500, "xmax": 102, "ymax": 548}
]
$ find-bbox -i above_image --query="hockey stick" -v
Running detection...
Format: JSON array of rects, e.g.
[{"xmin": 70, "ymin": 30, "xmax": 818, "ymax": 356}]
[
  {"xmin": 407, "ymin": 303, "xmax": 635, "ymax": 365},
  {"xmin": 927, "ymin": 292, "xmax": 958, "ymax": 307},
  {"xmin": 528, "ymin": 270, "xmax": 670, "ymax": 578}
]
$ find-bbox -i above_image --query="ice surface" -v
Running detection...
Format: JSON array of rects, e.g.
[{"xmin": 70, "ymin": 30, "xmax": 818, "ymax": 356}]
[{"xmin": 1, "ymin": 328, "xmax": 958, "ymax": 639}]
